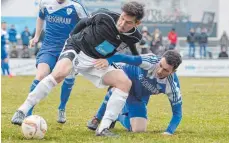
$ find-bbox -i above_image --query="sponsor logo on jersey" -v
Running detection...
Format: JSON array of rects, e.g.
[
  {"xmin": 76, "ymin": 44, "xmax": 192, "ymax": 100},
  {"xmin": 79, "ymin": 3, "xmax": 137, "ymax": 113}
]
[
  {"xmin": 46, "ymin": 15, "xmax": 71, "ymax": 24},
  {"xmin": 67, "ymin": 8, "xmax": 73, "ymax": 15}
]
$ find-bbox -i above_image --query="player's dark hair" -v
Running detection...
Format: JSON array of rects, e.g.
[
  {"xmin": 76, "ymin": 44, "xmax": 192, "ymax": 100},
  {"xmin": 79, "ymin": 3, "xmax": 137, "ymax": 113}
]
[
  {"xmin": 162, "ymin": 50, "xmax": 182, "ymax": 70},
  {"xmin": 121, "ymin": 1, "xmax": 145, "ymax": 21}
]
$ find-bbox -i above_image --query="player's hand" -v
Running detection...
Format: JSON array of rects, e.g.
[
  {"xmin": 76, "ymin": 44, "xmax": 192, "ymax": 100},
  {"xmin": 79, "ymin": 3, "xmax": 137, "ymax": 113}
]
[
  {"xmin": 162, "ymin": 132, "xmax": 173, "ymax": 136},
  {"xmin": 29, "ymin": 37, "xmax": 39, "ymax": 48},
  {"xmin": 94, "ymin": 59, "xmax": 109, "ymax": 69}
]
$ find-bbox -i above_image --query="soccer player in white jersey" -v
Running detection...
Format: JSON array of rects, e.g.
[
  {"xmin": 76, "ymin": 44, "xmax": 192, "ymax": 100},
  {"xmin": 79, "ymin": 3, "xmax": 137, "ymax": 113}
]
[
  {"xmin": 11, "ymin": 1, "xmax": 144, "ymax": 137},
  {"xmin": 15, "ymin": 0, "xmax": 88, "ymax": 123},
  {"xmin": 88, "ymin": 50, "xmax": 182, "ymax": 135}
]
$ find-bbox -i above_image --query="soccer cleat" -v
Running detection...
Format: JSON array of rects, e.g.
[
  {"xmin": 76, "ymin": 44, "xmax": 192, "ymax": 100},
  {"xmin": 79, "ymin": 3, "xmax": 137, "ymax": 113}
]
[
  {"xmin": 95, "ymin": 128, "xmax": 119, "ymax": 137},
  {"xmin": 11, "ymin": 110, "xmax": 26, "ymax": 126},
  {"xmin": 57, "ymin": 109, "xmax": 66, "ymax": 124},
  {"xmin": 87, "ymin": 116, "xmax": 100, "ymax": 131}
]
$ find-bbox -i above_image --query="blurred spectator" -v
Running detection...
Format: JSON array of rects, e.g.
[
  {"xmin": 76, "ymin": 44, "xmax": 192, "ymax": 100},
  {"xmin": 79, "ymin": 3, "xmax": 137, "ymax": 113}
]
[
  {"xmin": 150, "ymin": 28, "xmax": 164, "ymax": 55},
  {"xmin": 198, "ymin": 28, "xmax": 208, "ymax": 58},
  {"xmin": 21, "ymin": 26, "xmax": 31, "ymax": 58},
  {"xmin": 219, "ymin": 31, "xmax": 229, "ymax": 51},
  {"xmin": 8, "ymin": 24, "xmax": 17, "ymax": 49},
  {"xmin": 1, "ymin": 22, "xmax": 12, "ymax": 77},
  {"xmin": 168, "ymin": 28, "xmax": 177, "ymax": 50},
  {"xmin": 139, "ymin": 26, "xmax": 152, "ymax": 54},
  {"xmin": 21, "ymin": 26, "xmax": 31, "ymax": 49},
  {"xmin": 187, "ymin": 28, "xmax": 196, "ymax": 58},
  {"xmin": 218, "ymin": 46, "xmax": 228, "ymax": 59},
  {"xmin": 32, "ymin": 28, "xmax": 45, "ymax": 56}
]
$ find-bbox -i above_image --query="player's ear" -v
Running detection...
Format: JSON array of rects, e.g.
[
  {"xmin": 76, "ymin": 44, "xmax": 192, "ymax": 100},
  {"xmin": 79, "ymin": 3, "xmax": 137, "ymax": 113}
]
[{"xmin": 135, "ymin": 20, "xmax": 141, "ymax": 26}]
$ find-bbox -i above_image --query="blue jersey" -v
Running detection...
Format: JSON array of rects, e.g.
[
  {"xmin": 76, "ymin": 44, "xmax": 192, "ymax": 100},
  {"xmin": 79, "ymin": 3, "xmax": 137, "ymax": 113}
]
[
  {"xmin": 8, "ymin": 29, "xmax": 17, "ymax": 43},
  {"xmin": 1, "ymin": 29, "xmax": 8, "ymax": 60},
  {"xmin": 108, "ymin": 54, "xmax": 182, "ymax": 134},
  {"xmin": 39, "ymin": 0, "xmax": 88, "ymax": 54}
]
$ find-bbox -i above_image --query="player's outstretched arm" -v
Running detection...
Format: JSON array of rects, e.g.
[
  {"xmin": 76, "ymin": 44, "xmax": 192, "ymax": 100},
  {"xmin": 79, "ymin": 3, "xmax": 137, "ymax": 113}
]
[
  {"xmin": 164, "ymin": 102, "xmax": 182, "ymax": 135},
  {"xmin": 94, "ymin": 53, "xmax": 159, "ymax": 70},
  {"xmin": 164, "ymin": 74, "xmax": 183, "ymax": 135}
]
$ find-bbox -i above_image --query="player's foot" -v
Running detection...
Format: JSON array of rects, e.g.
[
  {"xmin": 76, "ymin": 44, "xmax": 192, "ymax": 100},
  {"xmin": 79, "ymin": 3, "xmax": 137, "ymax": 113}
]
[
  {"xmin": 57, "ymin": 109, "xmax": 66, "ymax": 124},
  {"xmin": 87, "ymin": 116, "xmax": 100, "ymax": 130},
  {"xmin": 11, "ymin": 110, "xmax": 25, "ymax": 126},
  {"xmin": 95, "ymin": 128, "xmax": 119, "ymax": 137}
]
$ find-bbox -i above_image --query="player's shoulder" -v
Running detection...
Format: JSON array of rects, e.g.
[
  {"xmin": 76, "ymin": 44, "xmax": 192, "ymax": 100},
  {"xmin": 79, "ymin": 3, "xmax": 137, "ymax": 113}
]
[
  {"xmin": 91, "ymin": 9, "xmax": 119, "ymax": 23},
  {"xmin": 166, "ymin": 73, "xmax": 180, "ymax": 88}
]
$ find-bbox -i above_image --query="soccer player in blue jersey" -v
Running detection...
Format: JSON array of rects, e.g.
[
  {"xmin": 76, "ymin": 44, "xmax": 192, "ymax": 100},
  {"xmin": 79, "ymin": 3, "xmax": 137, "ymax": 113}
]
[
  {"xmin": 87, "ymin": 50, "xmax": 182, "ymax": 135},
  {"xmin": 1, "ymin": 22, "xmax": 12, "ymax": 77},
  {"xmin": 23, "ymin": 0, "xmax": 88, "ymax": 123}
]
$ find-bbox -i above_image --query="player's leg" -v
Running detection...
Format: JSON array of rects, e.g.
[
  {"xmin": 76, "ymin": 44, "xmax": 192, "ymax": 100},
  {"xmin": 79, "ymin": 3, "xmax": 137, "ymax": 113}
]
[
  {"xmin": 3, "ymin": 58, "xmax": 11, "ymax": 76},
  {"xmin": 87, "ymin": 87, "xmax": 113, "ymax": 130},
  {"xmin": 130, "ymin": 117, "xmax": 147, "ymax": 132},
  {"xmin": 1, "ymin": 50, "xmax": 11, "ymax": 76},
  {"xmin": 119, "ymin": 95, "xmax": 148, "ymax": 132},
  {"xmin": 96, "ymin": 69, "xmax": 132, "ymax": 136},
  {"xmin": 57, "ymin": 71, "xmax": 77, "ymax": 123},
  {"xmin": 1, "ymin": 60, "xmax": 6, "ymax": 75},
  {"xmin": 75, "ymin": 57, "xmax": 131, "ymax": 137},
  {"xmin": 27, "ymin": 52, "xmax": 57, "ymax": 116},
  {"xmin": 11, "ymin": 50, "xmax": 75, "ymax": 125}
]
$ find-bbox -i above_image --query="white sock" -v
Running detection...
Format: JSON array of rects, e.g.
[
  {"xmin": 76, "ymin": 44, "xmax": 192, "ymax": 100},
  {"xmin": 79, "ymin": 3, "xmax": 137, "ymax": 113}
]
[
  {"xmin": 18, "ymin": 75, "xmax": 57, "ymax": 114},
  {"xmin": 98, "ymin": 88, "xmax": 128, "ymax": 133}
]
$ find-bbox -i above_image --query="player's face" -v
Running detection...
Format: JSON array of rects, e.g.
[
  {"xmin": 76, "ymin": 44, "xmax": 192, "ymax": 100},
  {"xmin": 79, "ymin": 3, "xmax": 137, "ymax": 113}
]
[
  {"xmin": 156, "ymin": 58, "xmax": 174, "ymax": 79},
  {"xmin": 117, "ymin": 12, "xmax": 141, "ymax": 33},
  {"xmin": 1, "ymin": 23, "xmax": 7, "ymax": 30}
]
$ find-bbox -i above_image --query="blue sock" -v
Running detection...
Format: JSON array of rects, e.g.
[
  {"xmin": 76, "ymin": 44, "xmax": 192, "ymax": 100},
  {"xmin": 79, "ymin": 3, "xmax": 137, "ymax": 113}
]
[
  {"xmin": 95, "ymin": 89, "xmax": 113, "ymax": 120},
  {"xmin": 4, "ymin": 62, "xmax": 10, "ymax": 75},
  {"xmin": 27, "ymin": 80, "xmax": 40, "ymax": 116},
  {"xmin": 117, "ymin": 114, "xmax": 131, "ymax": 131},
  {"xmin": 58, "ymin": 78, "xmax": 75, "ymax": 110}
]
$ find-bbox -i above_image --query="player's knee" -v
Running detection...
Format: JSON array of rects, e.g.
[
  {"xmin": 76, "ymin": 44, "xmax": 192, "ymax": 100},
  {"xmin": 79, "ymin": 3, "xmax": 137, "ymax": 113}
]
[
  {"xmin": 51, "ymin": 71, "xmax": 68, "ymax": 83},
  {"xmin": 36, "ymin": 64, "xmax": 50, "ymax": 80},
  {"xmin": 52, "ymin": 59, "xmax": 73, "ymax": 83},
  {"xmin": 131, "ymin": 126, "xmax": 146, "ymax": 133}
]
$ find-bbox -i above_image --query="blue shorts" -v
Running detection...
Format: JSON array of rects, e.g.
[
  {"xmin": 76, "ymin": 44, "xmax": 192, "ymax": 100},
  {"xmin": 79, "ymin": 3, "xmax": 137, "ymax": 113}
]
[
  {"xmin": 121, "ymin": 93, "xmax": 150, "ymax": 119},
  {"xmin": 36, "ymin": 49, "xmax": 60, "ymax": 71}
]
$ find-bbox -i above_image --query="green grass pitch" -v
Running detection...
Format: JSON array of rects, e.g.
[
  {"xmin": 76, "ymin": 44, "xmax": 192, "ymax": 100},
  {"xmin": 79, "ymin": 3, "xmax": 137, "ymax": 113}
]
[{"xmin": 1, "ymin": 76, "xmax": 229, "ymax": 143}]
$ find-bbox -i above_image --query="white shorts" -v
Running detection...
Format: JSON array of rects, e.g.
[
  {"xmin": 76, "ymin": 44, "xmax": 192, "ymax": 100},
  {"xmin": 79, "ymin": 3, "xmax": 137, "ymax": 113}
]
[{"xmin": 60, "ymin": 50, "xmax": 117, "ymax": 88}]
